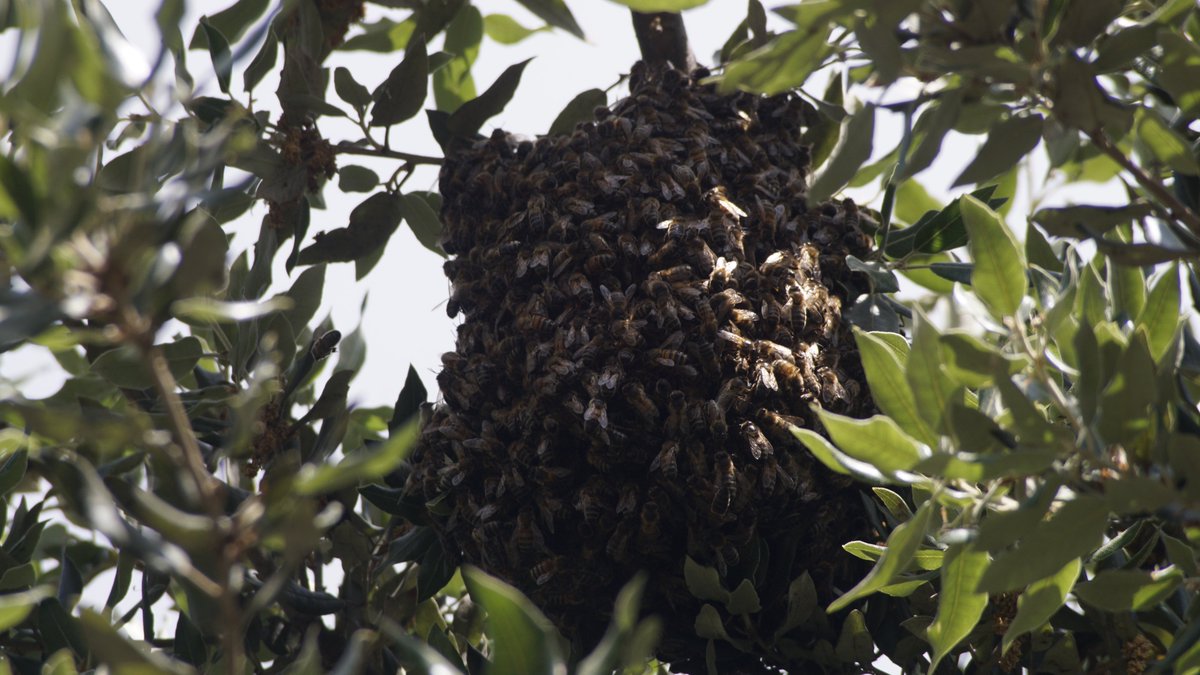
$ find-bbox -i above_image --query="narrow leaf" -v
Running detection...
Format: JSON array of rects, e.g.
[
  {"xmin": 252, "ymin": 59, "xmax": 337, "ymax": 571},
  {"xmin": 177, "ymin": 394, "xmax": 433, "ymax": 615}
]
[
  {"xmin": 961, "ymin": 195, "xmax": 1026, "ymax": 319},
  {"xmin": 928, "ymin": 543, "xmax": 989, "ymax": 670}
]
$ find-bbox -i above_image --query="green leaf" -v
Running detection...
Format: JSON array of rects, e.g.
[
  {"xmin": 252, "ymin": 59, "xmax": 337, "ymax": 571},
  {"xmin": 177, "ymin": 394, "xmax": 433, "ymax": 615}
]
[
  {"xmin": 719, "ymin": 29, "xmax": 833, "ymax": 96},
  {"xmin": 899, "ymin": 90, "xmax": 963, "ymax": 179},
  {"xmin": 1158, "ymin": 30, "xmax": 1200, "ymax": 119},
  {"xmin": 1135, "ymin": 107, "xmax": 1200, "ymax": 175},
  {"xmin": 463, "ymin": 566, "xmax": 563, "ymax": 675},
  {"xmin": 606, "ymin": 0, "xmax": 708, "ymax": 9},
  {"xmin": 548, "ymin": 88, "xmax": 606, "ymax": 136},
  {"xmin": 794, "ymin": 427, "xmax": 891, "ymax": 483},
  {"xmin": 694, "ymin": 604, "xmax": 729, "ymax": 641},
  {"xmin": 0, "ymin": 449, "xmax": 28, "ymax": 499},
  {"xmin": 80, "ymin": 609, "xmax": 190, "ymax": 674},
  {"xmin": 199, "ymin": 18, "xmax": 232, "ymax": 93},
  {"xmin": 189, "ymin": 0, "xmax": 268, "ymax": 48},
  {"xmin": 446, "ymin": 59, "xmax": 531, "ymax": 138},
  {"xmin": 400, "ymin": 192, "xmax": 447, "ymax": 258},
  {"xmin": 337, "ymin": 165, "xmax": 379, "ymax": 193},
  {"xmin": 938, "ymin": 331, "xmax": 1026, "ymax": 389},
  {"xmin": 1001, "ymin": 558, "xmax": 1080, "ymax": 656},
  {"xmin": 892, "ymin": 180, "xmax": 942, "ymax": 226},
  {"xmin": 1097, "ymin": 332, "xmax": 1158, "ymax": 445},
  {"xmin": 334, "ymin": 67, "xmax": 373, "ymax": 111},
  {"xmin": 514, "ymin": 0, "xmax": 584, "ymax": 39},
  {"xmin": 775, "ymin": 572, "xmax": 818, "ymax": 637},
  {"xmin": 952, "ymin": 114, "xmax": 1043, "ymax": 187},
  {"xmin": 297, "ymin": 193, "xmax": 405, "ymax": 265},
  {"xmin": 684, "ymin": 556, "xmax": 729, "ymax": 602},
  {"xmin": 0, "ymin": 587, "xmax": 51, "ymax": 631},
  {"xmin": 872, "ymin": 487, "xmax": 914, "ymax": 523},
  {"xmin": 809, "ymin": 104, "xmax": 875, "ymax": 203},
  {"xmin": 843, "ymin": 542, "xmax": 943, "ymax": 571},
  {"xmin": 976, "ymin": 496, "xmax": 1109, "ymax": 593},
  {"xmin": 1137, "ymin": 264, "xmax": 1182, "ymax": 361},
  {"xmin": 961, "ymin": 194, "xmax": 1026, "ymax": 319},
  {"xmin": 906, "ymin": 310, "xmax": 955, "ymax": 432},
  {"xmin": 726, "ymin": 579, "xmax": 761, "ymax": 615},
  {"xmin": 294, "ymin": 418, "xmax": 419, "ymax": 495},
  {"xmin": 928, "ymin": 543, "xmax": 989, "ymax": 670},
  {"xmin": 484, "ymin": 13, "xmax": 546, "ymax": 44},
  {"xmin": 913, "ymin": 450, "xmax": 1056, "ymax": 482},
  {"xmin": 371, "ymin": 35, "xmax": 429, "ymax": 127},
  {"xmin": 883, "ymin": 185, "xmax": 1005, "ymax": 257},
  {"xmin": 815, "ymin": 409, "xmax": 927, "ymax": 475},
  {"xmin": 1052, "ymin": 0, "xmax": 1122, "ymax": 46},
  {"xmin": 1073, "ymin": 567, "xmax": 1184, "ymax": 612},
  {"xmin": 90, "ymin": 337, "xmax": 203, "ymax": 389},
  {"xmin": 854, "ymin": 329, "xmax": 935, "ymax": 444},
  {"xmin": 243, "ymin": 27, "xmax": 278, "ymax": 92},
  {"xmin": 829, "ymin": 501, "xmax": 934, "ymax": 612},
  {"xmin": 433, "ymin": 6, "xmax": 482, "ymax": 113},
  {"xmin": 174, "ymin": 296, "xmax": 292, "ymax": 325},
  {"xmin": 834, "ymin": 609, "xmax": 873, "ymax": 664}
]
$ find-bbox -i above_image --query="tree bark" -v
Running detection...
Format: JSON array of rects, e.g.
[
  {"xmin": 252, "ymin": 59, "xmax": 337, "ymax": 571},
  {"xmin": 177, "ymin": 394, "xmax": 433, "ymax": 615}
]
[{"xmin": 630, "ymin": 12, "xmax": 696, "ymax": 72}]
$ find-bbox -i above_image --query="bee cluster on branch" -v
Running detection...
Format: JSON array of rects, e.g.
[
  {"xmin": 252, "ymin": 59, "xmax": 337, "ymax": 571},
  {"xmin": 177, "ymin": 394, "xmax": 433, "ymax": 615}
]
[{"xmin": 406, "ymin": 63, "xmax": 877, "ymax": 669}]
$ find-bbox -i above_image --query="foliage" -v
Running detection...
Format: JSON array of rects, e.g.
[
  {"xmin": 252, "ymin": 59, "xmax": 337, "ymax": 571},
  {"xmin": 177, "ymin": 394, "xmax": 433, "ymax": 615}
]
[{"xmin": 0, "ymin": 0, "xmax": 1198, "ymax": 674}]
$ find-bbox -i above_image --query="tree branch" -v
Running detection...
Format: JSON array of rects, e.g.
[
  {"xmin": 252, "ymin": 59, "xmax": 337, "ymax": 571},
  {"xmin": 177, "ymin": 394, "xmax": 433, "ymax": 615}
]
[
  {"xmin": 333, "ymin": 143, "xmax": 444, "ymax": 165},
  {"xmin": 1088, "ymin": 129, "xmax": 1200, "ymax": 240},
  {"xmin": 631, "ymin": 12, "xmax": 696, "ymax": 72}
]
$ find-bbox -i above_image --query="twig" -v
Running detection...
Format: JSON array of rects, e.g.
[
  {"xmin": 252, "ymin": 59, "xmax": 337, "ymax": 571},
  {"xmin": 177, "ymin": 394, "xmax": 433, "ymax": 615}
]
[
  {"xmin": 333, "ymin": 143, "xmax": 443, "ymax": 165},
  {"xmin": 1087, "ymin": 129, "xmax": 1200, "ymax": 240}
]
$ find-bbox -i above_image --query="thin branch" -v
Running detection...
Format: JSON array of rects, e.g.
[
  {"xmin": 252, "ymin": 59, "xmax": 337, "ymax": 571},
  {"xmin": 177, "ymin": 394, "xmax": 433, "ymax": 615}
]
[
  {"xmin": 631, "ymin": 12, "xmax": 696, "ymax": 71},
  {"xmin": 333, "ymin": 143, "xmax": 444, "ymax": 165},
  {"xmin": 1087, "ymin": 129, "xmax": 1200, "ymax": 240}
]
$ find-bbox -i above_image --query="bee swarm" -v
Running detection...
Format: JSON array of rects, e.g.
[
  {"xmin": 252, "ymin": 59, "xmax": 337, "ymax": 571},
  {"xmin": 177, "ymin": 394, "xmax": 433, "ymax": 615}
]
[{"xmin": 407, "ymin": 65, "xmax": 876, "ymax": 670}]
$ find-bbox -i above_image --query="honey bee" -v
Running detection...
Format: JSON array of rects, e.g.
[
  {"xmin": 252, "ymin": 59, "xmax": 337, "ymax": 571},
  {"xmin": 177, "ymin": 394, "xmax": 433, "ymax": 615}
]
[
  {"xmin": 575, "ymin": 478, "xmax": 609, "ymax": 524},
  {"xmin": 665, "ymin": 390, "xmax": 687, "ymax": 435},
  {"xmin": 686, "ymin": 237, "xmax": 716, "ymax": 275},
  {"xmin": 708, "ymin": 255, "xmax": 738, "ymax": 290},
  {"xmin": 659, "ymin": 175, "xmax": 685, "ymax": 201},
  {"xmin": 650, "ymin": 440, "xmax": 680, "ymax": 479},
  {"xmin": 705, "ymin": 186, "xmax": 748, "ymax": 219},
  {"xmin": 755, "ymin": 360, "xmax": 779, "ymax": 391},
  {"xmin": 818, "ymin": 367, "xmax": 849, "ymax": 405},
  {"xmin": 649, "ymin": 348, "xmax": 688, "ymax": 367},
  {"xmin": 798, "ymin": 244, "xmax": 821, "ymax": 279},
  {"xmin": 654, "ymin": 264, "xmax": 694, "ymax": 283},
  {"xmin": 311, "ymin": 329, "xmax": 342, "ymax": 360},
  {"xmin": 606, "ymin": 520, "xmax": 633, "ymax": 563},
  {"xmin": 647, "ymin": 239, "xmax": 679, "ymax": 267},
  {"xmin": 716, "ymin": 376, "xmax": 750, "ymax": 413},
  {"xmin": 687, "ymin": 143, "xmax": 711, "ymax": 180},
  {"xmin": 564, "ymin": 196, "xmax": 594, "ymax": 216},
  {"xmin": 596, "ymin": 363, "xmax": 623, "ymax": 392},
  {"xmin": 761, "ymin": 296, "xmax": 782, "ymax": 329},
  {"xmin": 623, "ymin": 382, "xmax": 658, "ymax": 423},
  {"xmin": 532, "ymin": 555, "xmax": 563, "ymax": 585},
  {"xmin": 712, "ymin": 451, "xmax": 737, "ymax": 514},
  {"xmin": 585, "ymin": 252, "xmax": 616, "ymax": 275},
  {"xmin": 640, "ymin": 197, "xmax": 661, "ymax": 227},
  {"xmin": 639, "ymin": 501, "xmax": 662, "ymax": 540},
  {"xmin": 741, "ymin": 420, "xmax": 774, "ymax": 460},
  {"xmin": 584, "ymin": 397, "xmax": 609, "ymax": 429},
  {"xmin": 712, "ymin": 287, "xmax": 747, "ymax": 320},
  {"xmin": 525, "ymin": 193, "xmax": 547, "ymax": 231},
  {"xmin": 599, "ymin": 284, "xmax": 632, "ymax": 316},
  {"xmin": 617, "ymin": 233, "xmax": 640, "ymax": 258},
  {"xmin": 516, "ymin": 314, "xmax": 553, "ymax": 335},
  {"xmin": 566, "ymin": 272, "xmax": 593, "ymax": 302}
]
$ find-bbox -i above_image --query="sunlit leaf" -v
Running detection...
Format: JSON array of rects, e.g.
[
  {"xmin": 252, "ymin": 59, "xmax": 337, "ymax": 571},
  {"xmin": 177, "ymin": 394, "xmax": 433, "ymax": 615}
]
[
  {"xmin": 1001, "ymin": 558, "xmax": 1080, "ymax": 656},
  {"xmin": 463, "ymin": 566, "xmax": 563, "ymax": 675},
  {"xmin": 928, "ymin": 543, "xmax": 989, "ymax": 670},
  {"xmin": 828, "ymin": 501, "xmax": 933, "ymax": 612},
  {"xmin": 1074, "ymin": 567, "xmax": 1184, "ymax": 612},
  {"xmin": 961, "ymin": 195, "xmax": 1026, "ymax": 319},
  {"xmin": 808, "ymin": 104, "xmax": 875, "ymax": 203}
]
